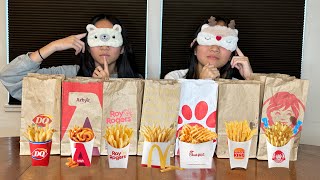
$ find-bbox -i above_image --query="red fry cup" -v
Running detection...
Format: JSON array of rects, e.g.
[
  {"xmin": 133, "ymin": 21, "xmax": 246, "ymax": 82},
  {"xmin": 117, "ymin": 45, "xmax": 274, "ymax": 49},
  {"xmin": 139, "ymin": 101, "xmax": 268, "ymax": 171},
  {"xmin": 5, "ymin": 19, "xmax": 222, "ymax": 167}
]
[{"xmin": 29, "ymin": 140, "xmax": 52, "ymax": 166}]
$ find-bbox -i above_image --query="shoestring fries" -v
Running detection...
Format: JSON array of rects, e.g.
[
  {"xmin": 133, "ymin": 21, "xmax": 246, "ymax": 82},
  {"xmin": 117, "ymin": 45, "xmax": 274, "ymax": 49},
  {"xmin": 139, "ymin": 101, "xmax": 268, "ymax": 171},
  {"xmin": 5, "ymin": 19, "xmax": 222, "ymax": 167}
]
[
  {"xmin": 225, "ymin": 120, "xmax": 257, "ymax": 142},
  {"xmin": 265, "ymin": 122, "xmax": 293, "ymax": 147},
  {"xmin": 140, "ymin": 124, "xmax": 175, "ymax": 142}
]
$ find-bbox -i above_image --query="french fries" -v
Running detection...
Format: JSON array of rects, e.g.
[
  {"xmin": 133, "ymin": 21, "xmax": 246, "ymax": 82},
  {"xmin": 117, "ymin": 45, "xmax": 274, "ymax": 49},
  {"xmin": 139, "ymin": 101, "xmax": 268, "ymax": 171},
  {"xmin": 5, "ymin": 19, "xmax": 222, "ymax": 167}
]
[
  {"xmin": 179, "ymin": 124, "xmax": 217, "ymax": 144},
  {"xmin": 104, "ymin": 124, "xmax": 133, "ymax": 148},
  {"xmin": 68, "ymin": 126, "xmax": 94, "ymax": 142},
  {"xmin": 65, "ymin": 157, "xmax": 79, "ymax": 168},
  {"xmin": 265, "ymin": 122, "xmax": 293, "ymax": 147},
  {"xmin": 23, "ymin": 124, "xmax": 55, "ymax": 142},
  {"xmin": 160, "ymin": 165, "xmax": 184, "ymax": 173},
  {"xmin": 225, "ymin": 120, "xmax": 257, "ymax": 142},
  {"xmin": 140, "ymin": 124, "xmax": 175, "ymax": 142}
]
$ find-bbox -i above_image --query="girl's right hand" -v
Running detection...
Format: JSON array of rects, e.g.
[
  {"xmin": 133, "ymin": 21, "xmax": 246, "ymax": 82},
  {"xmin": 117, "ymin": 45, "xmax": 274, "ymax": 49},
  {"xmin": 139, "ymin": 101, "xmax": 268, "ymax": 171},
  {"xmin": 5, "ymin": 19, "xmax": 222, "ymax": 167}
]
[
  {"xmin": 51, "ymin": 33, "xmax": 86, "ymax": 55},
  {"xmin": 199, "ymin": 63, "xmax": 220, "ymax": 80}
]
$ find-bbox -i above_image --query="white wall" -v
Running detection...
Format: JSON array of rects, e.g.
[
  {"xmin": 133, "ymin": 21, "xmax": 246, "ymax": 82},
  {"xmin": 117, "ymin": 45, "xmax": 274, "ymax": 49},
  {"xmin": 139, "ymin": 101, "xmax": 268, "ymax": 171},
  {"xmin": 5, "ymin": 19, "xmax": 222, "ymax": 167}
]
[
  {"xmin": 0, "ymin": 0, "xmax": 21, "ymax": 137},
  {"xmin": 0, "ymin": 0, "xmax": 319, "ymax": 146},
  {"xmin": 300, "ymin": 0, "xmax": 320, "ymax": 146}
]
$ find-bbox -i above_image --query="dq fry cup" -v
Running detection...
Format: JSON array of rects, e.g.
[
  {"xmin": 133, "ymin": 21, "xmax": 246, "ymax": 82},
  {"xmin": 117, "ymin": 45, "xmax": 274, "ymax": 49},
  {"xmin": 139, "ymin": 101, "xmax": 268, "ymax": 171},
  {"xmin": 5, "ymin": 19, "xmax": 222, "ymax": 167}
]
[{"xmin": 29, "ymin": 140, "xmax": 52, "ymax": 166}]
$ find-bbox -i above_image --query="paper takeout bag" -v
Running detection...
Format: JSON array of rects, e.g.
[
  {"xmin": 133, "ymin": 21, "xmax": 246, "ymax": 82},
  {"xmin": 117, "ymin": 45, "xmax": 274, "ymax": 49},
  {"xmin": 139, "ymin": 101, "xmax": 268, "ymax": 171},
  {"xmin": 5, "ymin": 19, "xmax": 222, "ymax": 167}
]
[
  {"xmin": 20, "ymin": 73, "xmax": 64, "ymax": 155},
  {"xmin": 101, "ymin": 79, "xmax": 144, "ymax": 155},
  {"xmin": 257, "ymin": 76, "xmax": 309, "ymax": 161},
  {"xmin": 61, "ymin": 77, "xmax": 103, "ymax": 156},
  {"xmin": 216, "ymin": 79, "xmax": 260, "ymax": 158},
  {"xmin": 175, "ymin": 79, "xmax": 218, "ymax": 156},
  {"xmin": 137, "ymin": 80, "xmax": 181, "ymax": 157}
]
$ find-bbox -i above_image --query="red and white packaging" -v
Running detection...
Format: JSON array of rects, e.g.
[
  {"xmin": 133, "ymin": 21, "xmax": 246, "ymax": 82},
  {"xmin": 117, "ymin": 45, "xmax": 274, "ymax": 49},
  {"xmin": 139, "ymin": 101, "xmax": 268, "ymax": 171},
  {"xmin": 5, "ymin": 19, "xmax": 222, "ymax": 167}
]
[
  {"xmin": 61, "ymin": 77, "xmax": 103, "ymax": 156},
  {"xmin": 228, "ymin": 138, "xmax": 252, "ymax": 169},
  {"xmin": 179, "ymin": 140, "xmax": 214, "ymax": 169},
  {"xmin": 107, "ymin": 143, "xmax": 130, "ymax": 168},
  {"xmin": 29, "ymin": 140, "xmax": 52, "ymax": 166},
  {"xmin": 69, "ymin": 138, "xmax": 94, "ymax": 166},
  {"xmin": 141, "ymin": 141, "xmax": 170, "ymax": 168},
  {"xmin": 175, "ymin": 79, "xmax": 218, "ymax": 156},
  {"xmin": 267, "ymin": 139, "xmax": 293, "ymax": 168}
]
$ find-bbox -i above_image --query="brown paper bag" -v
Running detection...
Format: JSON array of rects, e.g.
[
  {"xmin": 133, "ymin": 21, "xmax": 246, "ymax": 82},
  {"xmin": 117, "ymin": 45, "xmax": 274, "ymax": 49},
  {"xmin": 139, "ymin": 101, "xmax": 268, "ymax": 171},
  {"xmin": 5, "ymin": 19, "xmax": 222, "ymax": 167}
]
[
  {"xmin": 216, "ymin": 79, "xmax": 261, "ymax": 158},
  {"xmin": 61, "ymin": 77, "xmax": 103, "ymax": 156},
  {"xmin": 20, "ymin": 73, "xmax": 65, "ymax": 155},
  {"xmin": 101, "ymin": 78, "xmax": 144, "ymax": 155},
  {"xmin": 137, "ymin": 80, "xmax": 181, "ymax": 157},
  {"xmin": 257, "ymin": 76, "xmax": 309, "ymax": 161}
]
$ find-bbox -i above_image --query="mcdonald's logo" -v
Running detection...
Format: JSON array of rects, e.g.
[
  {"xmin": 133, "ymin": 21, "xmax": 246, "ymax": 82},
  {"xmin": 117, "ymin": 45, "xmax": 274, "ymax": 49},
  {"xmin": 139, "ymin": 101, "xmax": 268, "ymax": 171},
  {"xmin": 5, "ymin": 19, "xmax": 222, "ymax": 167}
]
[{"xmin": 147, "ymin": 143, "xmax": 170, "ymax": 169}]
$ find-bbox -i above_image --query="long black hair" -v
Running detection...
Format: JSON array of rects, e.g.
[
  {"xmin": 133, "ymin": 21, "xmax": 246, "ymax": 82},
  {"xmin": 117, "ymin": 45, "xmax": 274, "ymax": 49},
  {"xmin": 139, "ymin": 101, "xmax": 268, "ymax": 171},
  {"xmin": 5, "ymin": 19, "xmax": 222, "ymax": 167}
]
[
  {"xmin": 185, "ymin": 16, "xmax": 237, "ymax": 79},
  {"xmin": 78, "ymin": 14, "xmax": 141, "ymax": 78}
]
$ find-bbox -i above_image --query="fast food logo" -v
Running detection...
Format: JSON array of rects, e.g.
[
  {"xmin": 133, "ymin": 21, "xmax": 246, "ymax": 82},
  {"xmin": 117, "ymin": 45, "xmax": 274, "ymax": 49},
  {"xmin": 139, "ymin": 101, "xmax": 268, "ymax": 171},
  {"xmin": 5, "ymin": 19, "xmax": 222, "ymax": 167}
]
[
  {"xmin": 73, "ymin": 143, "xmax": 91, "ymax": 166},
  {"xmin": 106, "ymin": 109, "xmax": 133, "ymax": 124},
  {"xmin": 32, "ymin": 148, "xmax": 48, "ymax": 160},
  {"xmin": 147, "ymin": 144, "xmax": 170, "ymax": 169},
  {"xmin": 109, "ymin": 150, "xmax": 127, "ymax": 160},
  {"xmin": 189, "ymin": 150, "xmax": 205, "ymax": 157},
  {"xmin": 234, "ymin": 148, "xmax": 245, "ymax": 159},
  {"xmin": 272, "ymin": 150, "xmax": 285, "ymax": 163},
  {"xmin": 33, "ymin": 114, "xmax": 52, "ymax": 127}
]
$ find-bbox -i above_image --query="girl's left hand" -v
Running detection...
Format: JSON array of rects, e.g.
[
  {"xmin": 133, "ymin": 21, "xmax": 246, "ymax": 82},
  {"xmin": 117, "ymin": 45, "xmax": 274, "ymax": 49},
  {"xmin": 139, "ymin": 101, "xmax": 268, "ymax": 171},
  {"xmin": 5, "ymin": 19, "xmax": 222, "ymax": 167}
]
[{"xmin": 231, "ymin": 48, "xmax": 253, "ymax": 80}]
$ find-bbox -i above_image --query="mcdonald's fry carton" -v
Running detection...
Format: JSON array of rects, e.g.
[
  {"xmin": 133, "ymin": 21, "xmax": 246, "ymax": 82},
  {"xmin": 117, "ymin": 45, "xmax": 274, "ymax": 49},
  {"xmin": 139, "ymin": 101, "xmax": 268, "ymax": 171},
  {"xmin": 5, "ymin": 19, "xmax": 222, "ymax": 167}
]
[
  {"xmin": 141, "ymin": 141, "xmax": 170, "ymax": 168},
  {"xmin": 179, "ymin": 140, "xmax": 214, "ymax": 169}
]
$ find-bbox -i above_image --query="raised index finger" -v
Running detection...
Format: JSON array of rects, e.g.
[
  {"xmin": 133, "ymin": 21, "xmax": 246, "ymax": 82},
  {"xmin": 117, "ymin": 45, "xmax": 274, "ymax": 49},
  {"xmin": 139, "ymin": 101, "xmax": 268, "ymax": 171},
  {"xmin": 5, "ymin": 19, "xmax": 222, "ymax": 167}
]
[
  {"xmin": 75, "ymin": 33, "xmax": 87, "ymax": 39},
  {"xmin": 103, "ymin": 57, "xmax": 109, "ymax": 76},
  {"xmin": 236, "ymin": 48, "xmax": 245, "ymax": 57}
]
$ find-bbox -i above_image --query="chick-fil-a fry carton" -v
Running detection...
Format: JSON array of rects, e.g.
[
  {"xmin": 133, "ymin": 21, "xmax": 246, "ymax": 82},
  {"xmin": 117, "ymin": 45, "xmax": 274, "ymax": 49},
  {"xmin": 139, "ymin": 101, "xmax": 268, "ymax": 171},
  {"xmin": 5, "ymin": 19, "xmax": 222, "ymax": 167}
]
[
  {"xmin": 175, "ymin": 80, "xmax": 218, "ymax": 156},
  {"xmin": 179, "ymin": 140, "xmax": 214, "ymax": 169}
]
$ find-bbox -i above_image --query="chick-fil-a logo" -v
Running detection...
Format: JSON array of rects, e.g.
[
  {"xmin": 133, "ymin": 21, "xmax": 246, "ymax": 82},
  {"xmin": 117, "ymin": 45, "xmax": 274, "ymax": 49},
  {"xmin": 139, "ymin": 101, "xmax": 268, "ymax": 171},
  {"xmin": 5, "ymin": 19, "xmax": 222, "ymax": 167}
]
[
  {"xmin": 189, "ymin": 150, "xmax": 205, "ymax": 157},
  {"xmin": 106, "ymin": 109, "xmax": 133, "ymax": 124}
]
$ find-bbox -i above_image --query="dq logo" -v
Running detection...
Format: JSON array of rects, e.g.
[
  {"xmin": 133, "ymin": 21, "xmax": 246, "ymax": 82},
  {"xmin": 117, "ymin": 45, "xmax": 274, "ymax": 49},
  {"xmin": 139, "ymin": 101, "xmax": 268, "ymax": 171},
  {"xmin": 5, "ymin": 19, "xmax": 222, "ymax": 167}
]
[
  {"xmin": 32, "ymin": 148, "xmax": 48, "ymax": 160},
  {"xmin": 32, "ymin": 114, "xmax": 52, "ymax": 127},
  {"xmin": 147, "ymin": 144, "xmax": 170, "ymax": 169},
  {"xmin": 234, "ymin": 148, "xmax": 245, "ymax": 159},
  {"xmin": 272, "ymin": 150, "xmax": 285, "ymax": 163}
]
